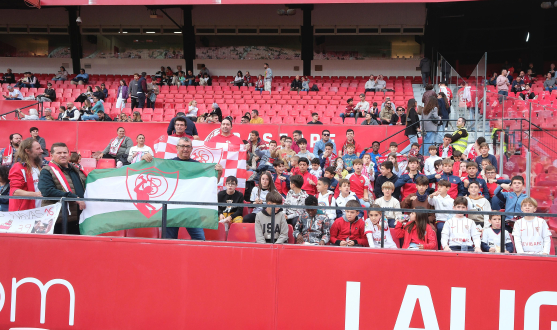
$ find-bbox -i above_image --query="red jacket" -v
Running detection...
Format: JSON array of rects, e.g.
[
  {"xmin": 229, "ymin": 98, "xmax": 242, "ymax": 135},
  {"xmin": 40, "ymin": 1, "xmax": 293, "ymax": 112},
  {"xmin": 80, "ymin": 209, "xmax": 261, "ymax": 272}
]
[
  {"xmin": 394, "ymin": 221, "xmax": 438, "ymax": 250},
  {"xmin": 300, "ymin": 170, "xmax": 318, "ymax": 196},
  {"xmin": 8, "ymin": 162, "xmax": 37, "ymax": 211},
  {"xmin": 330, "ymin": 217, "xmax": 368, "ymax": 246}
]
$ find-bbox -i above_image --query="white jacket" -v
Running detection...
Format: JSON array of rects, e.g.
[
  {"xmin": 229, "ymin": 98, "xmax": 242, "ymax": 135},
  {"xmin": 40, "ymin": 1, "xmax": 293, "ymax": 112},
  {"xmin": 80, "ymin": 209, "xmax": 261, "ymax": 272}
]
[{"xmin": 317, "ymin": 191, "xmax": 337, "ymax": 221}]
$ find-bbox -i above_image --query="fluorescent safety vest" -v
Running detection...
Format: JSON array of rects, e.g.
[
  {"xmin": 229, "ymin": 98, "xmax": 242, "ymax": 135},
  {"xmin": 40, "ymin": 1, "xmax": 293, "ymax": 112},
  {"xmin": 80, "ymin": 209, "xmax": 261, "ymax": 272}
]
[{"xmin": 451, "ymin": 127, "xmax": 468, "ymax": 153}]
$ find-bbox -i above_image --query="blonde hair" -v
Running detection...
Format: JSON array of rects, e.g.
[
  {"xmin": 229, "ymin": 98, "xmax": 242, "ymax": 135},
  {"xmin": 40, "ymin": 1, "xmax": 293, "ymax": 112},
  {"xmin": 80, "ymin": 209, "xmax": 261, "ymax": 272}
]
[
  {"xmin": 387, "ymin": 152, "xmax": 398, "ymax": 170},
  {"xmin": 382, "ymin": 181, "xmax": 395, "ymax": 191},
  {"xmin": 521, "ymin": 197, "xmax": 538, "ymax": 209},
  {"xmin": 189, "ymin": 99, "xmax": 197, "ymax": 106},
  {"xmin": 442, "ymin": 158, "xmax": 454, "ymax": 166}
]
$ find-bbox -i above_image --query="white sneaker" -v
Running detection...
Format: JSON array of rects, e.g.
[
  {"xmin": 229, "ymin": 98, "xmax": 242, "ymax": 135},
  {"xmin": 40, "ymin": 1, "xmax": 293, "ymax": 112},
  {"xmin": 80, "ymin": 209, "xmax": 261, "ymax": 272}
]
[{"xmin": 116, "ymin": 161, "xmax": 123, "ymax": 168}]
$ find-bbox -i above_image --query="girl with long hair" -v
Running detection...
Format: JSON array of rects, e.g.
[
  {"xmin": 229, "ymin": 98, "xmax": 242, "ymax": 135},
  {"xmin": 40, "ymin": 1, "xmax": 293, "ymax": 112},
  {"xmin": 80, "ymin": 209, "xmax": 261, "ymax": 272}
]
[
  {"xmin": 399, "ymin": 99, "xmax": 421, "ymax": 155},
  {"xmin": 420, "ymin": 96, "xmax": 441, "ymax": 154},
  {"xmin": 394, "ymin": 207, "xmax": 437, "ymax": 250},
  {"xmin": 243, "ymin": 171, "xmax": 279, "ymax": 223},
  {"xmin": 116, "ymin": 79, "xmax": 128, "ymax": 111}
]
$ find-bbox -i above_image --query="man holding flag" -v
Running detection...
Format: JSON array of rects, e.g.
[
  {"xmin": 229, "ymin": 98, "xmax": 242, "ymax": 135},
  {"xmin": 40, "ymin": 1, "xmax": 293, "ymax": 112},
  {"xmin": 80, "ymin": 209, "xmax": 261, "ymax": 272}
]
[
  {"xmin": 39, "ymin": 142, "xmax": 87, "ymax": 234},
  {"xmin": 146, "ymin": 136, "xmax": 223, "ymax": 239}
]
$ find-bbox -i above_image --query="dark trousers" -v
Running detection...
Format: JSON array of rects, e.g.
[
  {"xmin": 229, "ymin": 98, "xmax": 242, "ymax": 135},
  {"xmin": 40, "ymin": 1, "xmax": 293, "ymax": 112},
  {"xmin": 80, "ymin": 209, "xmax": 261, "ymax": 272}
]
[
  {"xmin": 243, "ymin": 213, "xmax": 257, "ymax": 223},
  {"xmin": 449, "ymin": 245, "xmax": 473, "ymax": 251},
  {"xmin": 166, "ymin": 227, "xmax": 205, "ymax": 240},
  {"xmin": 54, "ymin": 221, "xmax": 81, "ymax": 235},
  {"xmin": 421, "ymin": 72, "xmax": 430, "ymax": 87},
  {"xmin": 131, "ymin": 94, "xmax": 145, "ymax": 109}
]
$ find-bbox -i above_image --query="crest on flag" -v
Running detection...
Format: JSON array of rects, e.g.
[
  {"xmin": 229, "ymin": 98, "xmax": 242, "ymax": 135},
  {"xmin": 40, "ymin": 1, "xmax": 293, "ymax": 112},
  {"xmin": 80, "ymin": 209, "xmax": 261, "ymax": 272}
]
[
  {"xmin": 126, "ymin": 167, "xmax": 179, "ymax": 218},
  {"xmin": 191, "ymin": 146, "xmax": 224, "ymax": 164}
]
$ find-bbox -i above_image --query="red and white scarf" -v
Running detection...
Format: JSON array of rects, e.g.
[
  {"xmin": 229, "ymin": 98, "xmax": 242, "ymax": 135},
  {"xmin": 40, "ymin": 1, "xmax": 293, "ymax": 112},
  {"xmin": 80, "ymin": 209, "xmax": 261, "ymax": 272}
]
[
  {"xmin": 49, "ymin": 162, "xmax": 73, "ymax": 193},
  {"xmin": 2, "ymin": 145, "xmax": 14, "ymax": 166},
  {"xmin": 109, "ymin": 137, "xmax": 125, "ymax": 156},
  {"xmin": 131, "ymin": 151, "xmax": 146, "ymax": 164}
]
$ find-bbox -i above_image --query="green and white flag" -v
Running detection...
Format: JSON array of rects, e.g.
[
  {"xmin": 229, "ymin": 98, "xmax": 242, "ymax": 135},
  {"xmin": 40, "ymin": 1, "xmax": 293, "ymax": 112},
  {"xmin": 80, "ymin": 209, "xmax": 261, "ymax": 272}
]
[{"xmin": 79, "ymin": 159, "xmax": 218, "ymax": 235}]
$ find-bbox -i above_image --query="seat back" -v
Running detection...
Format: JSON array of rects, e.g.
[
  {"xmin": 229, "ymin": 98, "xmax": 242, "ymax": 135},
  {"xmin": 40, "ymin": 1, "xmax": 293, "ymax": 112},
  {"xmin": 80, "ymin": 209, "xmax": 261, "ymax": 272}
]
[
  {"xmin": 125, "ymin": 227, "xmax": 161, "ymax": 238},
  {"xmin": 227, "ymin": 223, "xmax": 256, "ymax": 242},
  {"xmin": 204, "ymin": 223, "xmax": 228, "ymax": 241}
]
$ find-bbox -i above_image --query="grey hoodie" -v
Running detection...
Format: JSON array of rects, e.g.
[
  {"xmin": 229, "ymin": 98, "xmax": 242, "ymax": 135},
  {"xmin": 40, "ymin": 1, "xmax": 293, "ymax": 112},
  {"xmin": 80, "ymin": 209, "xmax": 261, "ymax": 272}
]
[{"xmin": 255, "ymin": 208, "xmax": 289, "ymax": 244}]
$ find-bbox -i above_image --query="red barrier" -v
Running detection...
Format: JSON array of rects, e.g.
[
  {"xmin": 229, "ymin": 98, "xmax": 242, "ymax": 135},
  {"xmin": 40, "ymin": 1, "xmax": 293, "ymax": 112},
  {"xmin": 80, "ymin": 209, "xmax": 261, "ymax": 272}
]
[
  {"xmin": 0, "ymin": 234, "xmax": 556, "ymax": 329},
  {"xmin": 0, "ymin": 120, "xmax": 408, "ymax": 153},
  {"xmin": 0, "ymin": 100, "xmax": 39, "ymax": 120}
]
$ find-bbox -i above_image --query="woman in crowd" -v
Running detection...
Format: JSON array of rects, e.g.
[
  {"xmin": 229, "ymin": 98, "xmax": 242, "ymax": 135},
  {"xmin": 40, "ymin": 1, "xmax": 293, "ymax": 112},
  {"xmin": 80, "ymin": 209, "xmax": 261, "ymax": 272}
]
[
  {"xmin": 244, "ymin": 71, "xmax": 253, "ymax": 86},
  {"xmin": 243, "ymin": 172, "xmax": 278, "ymax": 223},
  {"xmin": 420, "ymin": 96, "xmax": 441, "ymax": 154},
  {"xmin": 243, "ymin": 111, "xmax": 252, "ymax": 121},
  {"xmin": 0, "ymin": 165, "xmax": 10, "ymax": 212},
  {"xmin": 165, "ymin": 66, "xmax": 174, "ymax": 76},
  {"xmin": 199, "ymin": 73, "xmax": 211, "ymax": 86},
  {"xmin": 211, "ymin": 103, "xmax": 223, "ymax": 122},
  {"xmin": 115, "ymin": 113, "xmax": 130, "ymax": 122},
  {"xmin": 232, "ymin": 71, "xmax": 244, "ymax": 87},
  {"xmin": 131, "ymin": 111, "xmax": 143, "ymax": 122},
  {"xmin": 75, "ymin": 85, "xmax": 94, "ymax": 103},
  {"xmin": 400, "ymin": 98, "xmax": 420, "ymax": 155},
  {"xmin": 146, "ymin": 83, "xmax": 159, "ymax": 110},
  {"xmin": 255, "ymin": 75, "xmax": 264, "ymax": 92},
  {"xmin": 69, "ymin": 152, "xmax": 83, "ymax": 172},
  {"xmin": 388, "ymin": 153, "xmax": 406, "ymax": 177},
  {"xmin": 93, "ymin": 86, "xmax": 105, "ymax": 101},
  {"xmin": 116, "ymin": 80, "xmax": 128, "ymax": 112},
  {"xmin": 80, "ymin": 99, "xmax": 93, "ymax": 116},
  {"xmin": 52, "ymin": 66, "xmax": 68, "ymax": 81},
  {"xmin": 185, "ymin": 70, "xmax": 196, "ymax": 86},
  {"xmin": 187, "ymin": 100, "xmax": 198, "ymax": 121},
  {"xmin": 391, "ymin": 106, "xmax": 406, "ymax": 126},
  {"xmin": 437, "ymin": 92, "xmax": 450, "ymax": 143},
  {"xmin": 127, "ymin": 134, "xmax": 154, "ymax": 164},
  {"xmin": 394, "ymin": 208, "xmax": 438, "ymax": 250},
  {"xmin": 301, "ymin": 76, "xmax": 310, "ymax": 91},
  {"xmin": 100, "ymin": 83, "xmax": 109, "ymax": 99}
]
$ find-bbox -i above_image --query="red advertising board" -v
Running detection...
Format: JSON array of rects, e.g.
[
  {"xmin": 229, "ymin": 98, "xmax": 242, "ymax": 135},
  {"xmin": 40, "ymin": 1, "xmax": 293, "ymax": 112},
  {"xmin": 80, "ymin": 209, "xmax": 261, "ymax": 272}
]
[
  {"xmin": 0, "ymin": 120, "xmax": 408, "ymax": 154},
  {"xmin": 0, "ymin": 234, "xmax": 556, "ymax": 329}
]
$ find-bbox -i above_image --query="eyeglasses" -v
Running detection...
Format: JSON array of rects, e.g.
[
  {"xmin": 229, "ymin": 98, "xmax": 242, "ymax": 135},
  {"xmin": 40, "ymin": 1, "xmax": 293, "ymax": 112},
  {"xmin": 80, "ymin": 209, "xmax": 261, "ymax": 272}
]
[
  {"xmin": 323, "ymin": 134, "xmax": 330, "ymax": 136},
  {"xmin": 177, "ymin": 145, "xmax": 192, "ymax": 149}
]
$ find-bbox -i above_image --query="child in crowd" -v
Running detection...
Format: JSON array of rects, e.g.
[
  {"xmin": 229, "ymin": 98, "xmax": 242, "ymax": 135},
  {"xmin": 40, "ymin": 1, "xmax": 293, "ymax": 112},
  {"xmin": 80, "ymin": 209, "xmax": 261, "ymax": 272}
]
[
  {"xmin": 217, "ymin": 176, "xmax": 245, "ymax": 225},
  {"xmin": 290, "ymin": 155, "xmax": 301, "ymax": 176},
  {"xmin": 465, "ymin": 136, "xmax": 485, "ymax": 161},
  {"xmin": 284, "ymin": 175, "xmax": 309, "ymax": 227},
  {"xmin": 438, "ymin": 134, "xmax": 454, "ymax": 159},
  {"xmin": 388, "ymin": 152, "xmax": 406, "ymax": 177},
  {"xmin": 279, "ymin": 135, "xmax": 287, "ymax": 148},
  {"xmin": 310, "ymin": 158, "xmax": 323, "ymax": 178},
  {"xmin": 395, "ymin": 156, "xmax": 425, "ymax": 201},
  {"xmin": 374, "ymin": 182, "xmax": 402, "ymax": 228},
  {"xmin": 271, "ymin": 159, "xmax": 290, "ymax": 197},
  {"xmin": 330, "ymin": 200, "xmax": 367, "ymax": 247},
  {"xmin": 484, "ymin": 165, "xmax": 510, "ymax": 210},
  {"xmin": 244, "ymin": 172, "xmax": 278, "ymax": 223},
  {"xmin": 427, "ymin": 180, "xmax": 454, "ymax": 244},
  {"xmin": 316, "ymin": 177, "xmax": 338, "ymax": 221},
  {"xmin": 365, "ymin": 204, "xmax": 398, "ymax": 248},
  {"xmin": 479, "ymin": 159, "xmax": 492, "ymax": 177},
  {"xmin": 335, "ymin": 179, "xmax": 358, "ymax": 216},
  {"xmin": 345, "ymin": 159, "xmax": 372, "ymax": 207},
  {"xmin": 319, "ymin": 142, "xmax": 337, "ymax": 169},
  {"xmin": 441, "ymin": 197, "xmax": 482, "ymax": 252},
  {"xmin": 409, "ymin": 143, "xmax": 425, "ymax": 170},
  {"xmin": 401, "ymin": 176, "xmax": 436, "ymax": 223},
  {"xmin": 463, "ymin": 161, "xmax": 490, "ymax": 200},
  {"xmin": 429, "ymin": 158, "xmax": 465, "ymax": 199},
  {"xmin": 513, "ymin": 198, "xmax": 551, "ymax": 254},
  {"xmin": 294, "ymin": 195, "xmax": 330, "ymax": 245},
  {"xmin": 255, "ymin": 191, "xmax": 289, "ymax": 244},
  {"xmin": 388, "ymin": 142, "xmax": 400, "ymax": 155},
  {"xmin": 451, "ymin": 150, "xmax": 464, "ymax": 175},
  {"xmin": 361, "ymin": 153, "xmax": 376, "ymax": 191},
  {"xmin": 254, "ymin": 139, "xmax": 278, "ymax": 173},
  {"xmin": 342, "ymin": 143, "xmax": 359, "ymax": 173},
  {"xmin": 475, "ymin": 142, "xmax": 498, "ymax": 170},
  {"xmin": 296, "ymin": 138, "xmax": 314, "ymax": 161},
  {"xmin": 333, "ymin": 157, "xmax": 349, "ymax": 180},
  {"xmin": 466, "ymin": 181, "xmax": 491, "ymax": 227},
  {"xmin": 324, "ymin": 166, "xmax": 340, "ymax": 197},
  {"xmin": 495, "ymin": 175, "xmax": 528, "ymax": 225},
  {"xmin": 273, "ymin": 136, "xmax": 296, "ymax": 165},
  {"xmin": 424, "ymin": 145, "xmax": 442, "ymax": 175},
  {"xmin": 374, "ymin": 160, "xmax": 399, "ymax": 200},
  {"xmin": 481, "ymin": 214, "xmax": 514, "ymax": 253},
  {"xmin": 394, "ymin": 207, "xmax": 438, "ymax": 250}
]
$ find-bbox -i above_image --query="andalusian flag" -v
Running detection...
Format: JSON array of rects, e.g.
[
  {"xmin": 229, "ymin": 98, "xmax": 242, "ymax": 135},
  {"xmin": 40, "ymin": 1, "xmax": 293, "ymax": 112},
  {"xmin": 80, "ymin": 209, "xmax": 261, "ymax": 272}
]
[{"xmin": 79, "ymin": 159, "xmax": 218, "ymax": 235}]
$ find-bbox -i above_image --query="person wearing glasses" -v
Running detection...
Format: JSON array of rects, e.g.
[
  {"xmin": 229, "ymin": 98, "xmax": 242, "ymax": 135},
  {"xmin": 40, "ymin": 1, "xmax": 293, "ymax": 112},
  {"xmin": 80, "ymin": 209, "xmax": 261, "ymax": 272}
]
[
  {"xmin": 379, "ymin": 101, "xmax": 395, "ymax": 125},
  {"xmin": 313, "ymin": 130, "xmax": 337, "ymax": 158},
  {"xmin": 143, "ymin": 136, "xmax": 223, "ymax": 240},
  {"xmin": 391, "ymin": 107, "xmax": 406, "ymax": 126}
]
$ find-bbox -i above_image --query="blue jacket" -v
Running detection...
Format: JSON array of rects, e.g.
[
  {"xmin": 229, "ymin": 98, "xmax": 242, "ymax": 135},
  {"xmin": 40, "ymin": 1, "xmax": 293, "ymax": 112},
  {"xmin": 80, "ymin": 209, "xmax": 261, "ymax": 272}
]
[
  {"xmin": 91, "ymin": 100, "xmax": 105, "ymax": 113},
  {"xmin": 495, "ymin": 187, "xmax": 528, "ymax": 221},
  {"xmin": 475, "ymin": 154, "xmax": 498, "ymax": 170},
  {"xmin": 427, "ymin": 172, "xmax": 466, "ymax": 198},
  {"xmin": 328, "ymin": 177, "xmax": 339, "ymax": 195},
  {"xmin": 313, "ymin": 140, "xmax": 337, "ymax": 157},
  {"xmin": 464, "ymin": 175, "xmax": 491, "ymax": 201}
]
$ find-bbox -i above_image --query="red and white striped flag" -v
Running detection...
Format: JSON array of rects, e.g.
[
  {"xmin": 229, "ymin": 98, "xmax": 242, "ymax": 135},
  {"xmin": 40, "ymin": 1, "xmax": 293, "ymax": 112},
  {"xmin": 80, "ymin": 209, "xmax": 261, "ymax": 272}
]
[{"xmin": 153, "ymin": 135, "xmax": 247, "ymax": 193}]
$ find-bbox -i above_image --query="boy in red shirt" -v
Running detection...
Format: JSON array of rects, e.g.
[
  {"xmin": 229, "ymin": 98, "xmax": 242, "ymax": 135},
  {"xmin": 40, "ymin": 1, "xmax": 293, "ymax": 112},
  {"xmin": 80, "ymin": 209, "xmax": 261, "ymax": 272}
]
[
  {"xmin": 298, "ymin": 157, "xmax": 318, "ymax": 195},
  {"xmin": 484, "ymin": 165, "xmax": 510, "ymax": 210},
  {"xmin": 272, "ymin": 159, "xmax": 290, "ymax": 197},
  {"xmin": 345, "ymin": 159, "xmax": 371, "ymax": 207},
  {"xmin": 340, "ymin": 98, "xmax": 357, "ymax": 123},
  {"xmin": 330, "ymin": 199, "xmax": 367, "ymax": 246}
]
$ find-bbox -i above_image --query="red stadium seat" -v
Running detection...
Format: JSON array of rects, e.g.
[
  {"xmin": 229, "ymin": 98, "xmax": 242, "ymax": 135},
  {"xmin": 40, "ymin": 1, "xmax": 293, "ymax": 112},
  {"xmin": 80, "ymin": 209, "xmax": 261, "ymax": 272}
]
[
  {"xmin": 204, "ymin": 223, "xmax": 228, "ymax": 241},
  {"xmin": 227, "ymin": 223, "xmax": 256, "ymax": 242},
  {"xmin": 125, "ymin": 227, "xmax": 161, "ymax": 238},
  {"xmin": 80, "ymin": 150, "xmax": 92, "ymax": 158},
  {"xmin": 97, "ymin": 159, "xmax": 115, "ymax": 169},
  {"xmin": 390, "ymin": 228, "xmax": 401, "ymax": 248},
  {"xmin": 288, "ymin": 224, "xmax": 295, "ymax": 244}
]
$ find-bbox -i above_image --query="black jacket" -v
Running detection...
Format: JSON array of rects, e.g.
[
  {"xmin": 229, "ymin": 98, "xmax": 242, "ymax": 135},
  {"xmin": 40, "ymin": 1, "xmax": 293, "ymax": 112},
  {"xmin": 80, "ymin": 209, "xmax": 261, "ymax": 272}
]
[
  {"xmin": 405, "ymin": 108, "xmax": 419, "ymax": 136},
  {"xmin": 391, "ymin": 113, "xmax": 406, "ymax": 125},
  {"xmin": 291, "ymin": 79, "xmax": 303, "ymax": 89},
  {"xmin": 373, "ymin": 174, "xmax": 400, "ymax": 200},
  {"xmin": 217, "ymin": 190, "xmax": 245, "ymax": 219}
]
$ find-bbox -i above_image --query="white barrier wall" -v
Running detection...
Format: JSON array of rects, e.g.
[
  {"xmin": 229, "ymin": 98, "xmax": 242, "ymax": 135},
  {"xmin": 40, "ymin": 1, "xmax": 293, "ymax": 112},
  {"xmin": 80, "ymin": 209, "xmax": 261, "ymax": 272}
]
[{"xmin": 311, "ymin": 58, "xmax": 420, "ymax": 77}]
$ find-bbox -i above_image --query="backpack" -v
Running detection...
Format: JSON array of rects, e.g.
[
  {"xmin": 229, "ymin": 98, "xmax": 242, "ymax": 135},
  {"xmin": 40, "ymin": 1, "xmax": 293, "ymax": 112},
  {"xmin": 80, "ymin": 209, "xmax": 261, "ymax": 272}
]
[{"xmin": 310, "ymin": 84, "xmax": 319, "ymax": 92}]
